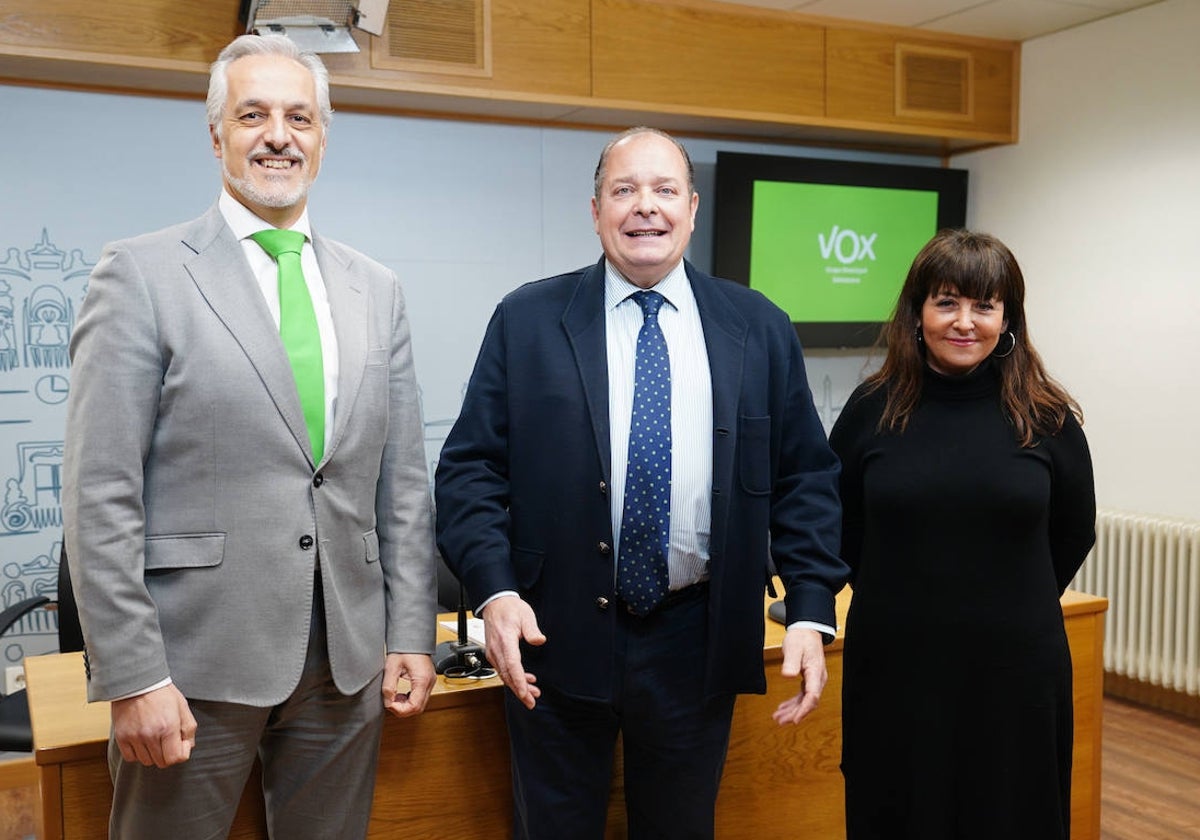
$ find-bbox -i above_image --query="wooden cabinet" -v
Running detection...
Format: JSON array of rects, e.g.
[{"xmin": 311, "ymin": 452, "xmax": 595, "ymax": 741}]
[
  {"xmin": 0, "ymin": 0, "xmax": 1019, "ymax": 153},
  {"xmin": 347, "ymin": 0, "xmax": 591, "ymax": 98},
  {"xmin": 592, "ymin": 0, "xmax": 824, "ymax": 119},
  {"xmin": 0, "ymin": 0, "xmax": 236, "ymax": 98},
  {"xmin": 0, "ymin": 0, "xmax": 237, "ymax": 65},
  {"xmin": 826, "ymin": 27, "xmax": 1018, "ymax": 145}
]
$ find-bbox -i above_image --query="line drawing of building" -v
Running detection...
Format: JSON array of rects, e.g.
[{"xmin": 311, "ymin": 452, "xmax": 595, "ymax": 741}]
[
  {"xmin": 2, "ymin": 441, "xmax": 64, "ymax": 534},
  {"xmin": 0, "ymin": 230, "xmax": 93, "ymax": 662}
]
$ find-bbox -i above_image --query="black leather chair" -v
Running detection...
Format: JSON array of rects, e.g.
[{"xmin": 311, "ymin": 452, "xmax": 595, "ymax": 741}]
[
  {"xmin": 0, "ymin": 595, "xmax": 52, "ymax": 752},
  {"xmin": 0, "ymin": 544, "xmax": 84, "ymax": 753},
  {"xmin": 55, "ymin": 543, "xmax": 84, "ymax": 654},
  {"xmin": 436, "ymin": 552, "xmax": 465, "ymax": 614}
]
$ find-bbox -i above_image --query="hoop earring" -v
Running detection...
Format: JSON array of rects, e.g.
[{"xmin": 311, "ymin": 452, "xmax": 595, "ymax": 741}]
[{"xmin": 993, "ymin": 331, "xmax": 1016, "ymax": 358}]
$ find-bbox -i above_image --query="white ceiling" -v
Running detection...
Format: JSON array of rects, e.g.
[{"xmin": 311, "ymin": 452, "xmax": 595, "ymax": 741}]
[{"xmin": 717, "ymin": 0, "xmax": 1163, "ymax": 41}]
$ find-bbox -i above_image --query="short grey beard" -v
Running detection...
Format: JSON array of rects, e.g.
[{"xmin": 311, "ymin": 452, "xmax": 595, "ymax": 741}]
[{"xmin": 222, "ymin": 156, "xmax": 311, "ymax": 210}]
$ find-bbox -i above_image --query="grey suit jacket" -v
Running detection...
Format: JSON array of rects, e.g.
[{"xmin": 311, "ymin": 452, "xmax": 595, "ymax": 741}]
[{"xmin": 63, "ymin": 204, "xmax": 437, "ymax": 705}]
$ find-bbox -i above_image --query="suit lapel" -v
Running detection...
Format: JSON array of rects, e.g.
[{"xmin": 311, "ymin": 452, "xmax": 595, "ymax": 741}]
[
  {"xmin": 562, "ymin": 258, "xmax": 611, "ymax": 481},
  {"xmin": 315, "ymin": 233, "xmax": 367, "ymax": 462},
  {"xmin": 688, "ymin": 262, "xmax": 747, "ymax": 553},
  {"xmin": 182, "ymin": 206, "xmax": 314, "ymax": 465}
]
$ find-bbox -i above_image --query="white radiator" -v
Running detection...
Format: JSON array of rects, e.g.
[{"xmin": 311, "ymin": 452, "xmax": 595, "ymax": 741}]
[{"xmin": 1069, "ymin": 509, "xmax": 1200, "ymax": 696}]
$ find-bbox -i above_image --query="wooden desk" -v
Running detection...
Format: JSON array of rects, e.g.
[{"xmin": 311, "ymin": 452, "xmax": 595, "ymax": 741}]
[{"xmin": 27, "ymin": 591, "xmax": 1107, "ymax": 839}]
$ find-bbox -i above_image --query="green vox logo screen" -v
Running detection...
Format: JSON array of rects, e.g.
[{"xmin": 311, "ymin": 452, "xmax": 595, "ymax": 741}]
[{"xmin": 749, "ymin": 180, "xmax": 939, "ymax": 322}]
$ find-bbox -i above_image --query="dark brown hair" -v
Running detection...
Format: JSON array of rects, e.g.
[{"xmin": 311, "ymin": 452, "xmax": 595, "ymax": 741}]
[{"xmin": 864, "ymin": 229, "xmax": 1081, "ymax": 446}]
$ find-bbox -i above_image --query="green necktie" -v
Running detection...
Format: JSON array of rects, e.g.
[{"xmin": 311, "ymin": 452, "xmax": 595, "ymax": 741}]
[{"xmin": 250, "ymin": 229, "xmax": 325, "ymax": 464}]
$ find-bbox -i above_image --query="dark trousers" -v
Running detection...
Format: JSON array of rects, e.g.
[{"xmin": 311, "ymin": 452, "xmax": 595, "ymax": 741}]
[{"xmin": 504, "ymin": 585, "xmax": 737, "ymax": 840}]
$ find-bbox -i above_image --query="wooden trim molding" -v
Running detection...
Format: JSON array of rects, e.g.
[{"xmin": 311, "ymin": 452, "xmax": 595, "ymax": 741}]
[{"xmin": 1106, "ymin": 672, "xmax": 1200, "ymax": 723}]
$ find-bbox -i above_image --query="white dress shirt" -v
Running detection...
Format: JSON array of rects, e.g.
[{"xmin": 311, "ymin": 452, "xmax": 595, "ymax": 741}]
[
  {"xmin": 606, "ymin": 260, "xmax": 834, "ymax": 637},
  {"xmin": 605, "ymin": 259, "xmax": 712, "ymax": 591}
]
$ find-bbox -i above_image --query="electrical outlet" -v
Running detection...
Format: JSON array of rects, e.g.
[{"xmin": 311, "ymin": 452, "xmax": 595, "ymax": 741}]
[{"xmin": 4, "ymin": 665, "xmax": 25, "ymax": 696}]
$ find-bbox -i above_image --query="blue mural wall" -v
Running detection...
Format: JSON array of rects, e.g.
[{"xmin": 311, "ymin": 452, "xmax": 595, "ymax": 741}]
[{"xmin": 0, "ymin": 230, "xmax": 93, "ymax": 663}]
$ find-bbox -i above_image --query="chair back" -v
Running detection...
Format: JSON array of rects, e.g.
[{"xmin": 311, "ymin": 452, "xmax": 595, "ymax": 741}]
[{"xmin": 57, "ymin": 544, "xmax": 85, "ymax": 654}]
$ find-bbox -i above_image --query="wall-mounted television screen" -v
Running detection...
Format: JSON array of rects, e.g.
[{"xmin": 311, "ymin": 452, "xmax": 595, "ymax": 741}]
[{"xmin": 712, "ymin": 152, "xmax": 968, "ymax": 348}]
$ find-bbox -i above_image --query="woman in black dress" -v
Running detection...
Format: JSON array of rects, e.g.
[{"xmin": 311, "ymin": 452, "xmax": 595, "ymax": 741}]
[{"xmin": 830, "ymin": 230, "xmax": 1096, "ymax": 839}]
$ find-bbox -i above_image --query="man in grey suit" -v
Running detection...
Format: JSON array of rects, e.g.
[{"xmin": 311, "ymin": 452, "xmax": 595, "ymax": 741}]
[{"xmin": 62, "ymin": 34, "xmax": 437, "ymax": 839}]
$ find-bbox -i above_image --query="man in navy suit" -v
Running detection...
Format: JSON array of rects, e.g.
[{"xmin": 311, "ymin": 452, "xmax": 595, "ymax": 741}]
[{"xmin": 435, "ymin": 127, "xmax": 847, "ymax": 839}]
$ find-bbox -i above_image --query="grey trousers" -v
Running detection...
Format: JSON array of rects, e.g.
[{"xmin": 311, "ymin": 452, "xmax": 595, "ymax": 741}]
[{"xmin": 107, "ymin": 602, "xmax": 385, "ymax": 840}]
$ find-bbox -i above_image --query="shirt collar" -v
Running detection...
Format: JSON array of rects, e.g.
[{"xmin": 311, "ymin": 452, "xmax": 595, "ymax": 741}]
[
  {"xmin": 218, "ymin": 189, "xmax": 313, "ymax": 243},
  {"xmin": 603, "ymin": 259, "xmax": 688, "ymax": 313}
]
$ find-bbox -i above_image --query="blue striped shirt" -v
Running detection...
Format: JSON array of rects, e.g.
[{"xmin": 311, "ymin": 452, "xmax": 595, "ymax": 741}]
[{"xmin": 605, "ymin": 259, "xmax": 712, "ymax": 590}]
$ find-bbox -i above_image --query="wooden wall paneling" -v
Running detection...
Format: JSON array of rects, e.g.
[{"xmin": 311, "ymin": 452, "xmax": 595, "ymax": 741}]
[
  {"xmin": 0, "ymin": 0, "xmax": 240, "ymax": 66},
  {"xmin": 825, "ymin": 27, "xmax": 1017, "ymax": 142},
  {"xmin": 35, "ymin": 763, "xmax": 61, "ymax": 840},
  {"xmin": 591, "ymin": 0, "xmax": 825, "ymax": 119},
  {"xmin": 1065, "ymin": 598, "xmax": 1107, "ymax": 840},
  {"xmin": 0, "ymin": 0, "xmax": 1019, "ymax": 161},
  {"xmin": 366, "ymin": 691, "xmax": 514, "ymax": 837},
  {"xmin": 0, "ymin": 756, "xmax": 36, "ymax": 790},
  {"xmin": 479, "ymin": 0, "xmax": 590, "ymax": 96},
  {"xmin": 716, "ymin": 650, "xmax": 846, "ymax": 835},
  {"xmin": 347, "ymin": 0, "xmax": 591, "ymax": 98},
  {"xmin": 0, "ymin": 757, "xmax": 37, "ymax": 840}
]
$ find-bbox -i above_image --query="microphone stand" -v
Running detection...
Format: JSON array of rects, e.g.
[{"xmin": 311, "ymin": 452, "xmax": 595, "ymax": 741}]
[{"xmin": 434, "ymin": 582, "xmax": 486, "ymax": 675}]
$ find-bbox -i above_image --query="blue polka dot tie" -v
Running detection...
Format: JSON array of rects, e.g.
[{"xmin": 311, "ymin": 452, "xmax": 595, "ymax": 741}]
[{"xmin": 617, "ymin": 290, "xmax": 671, "ymax": 616}]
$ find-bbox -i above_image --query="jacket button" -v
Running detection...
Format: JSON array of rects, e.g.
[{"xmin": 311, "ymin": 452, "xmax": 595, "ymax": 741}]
[
  {"xmin": 599, "ymin": 480, "xmax": 608, "ymax": 495},
  {"xmin": 299, "ymin": 535, "xmax": 314, "ymax": 550},
  {"xmin": 598, "ymin": 541, "xmax": 611, "ymax": 555},
  {"xmin": 595, "ymin": 597, "xmax": 610, "ymax": 610},
  {"xmin": 313, "ymin": 473, "xmax": 324, "ymax": 488}
]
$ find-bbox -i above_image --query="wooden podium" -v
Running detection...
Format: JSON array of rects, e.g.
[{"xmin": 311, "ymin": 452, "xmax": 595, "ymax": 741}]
[{"xmin": 26, "ymin": 589, "xmax": 1107, "ymax": 839}]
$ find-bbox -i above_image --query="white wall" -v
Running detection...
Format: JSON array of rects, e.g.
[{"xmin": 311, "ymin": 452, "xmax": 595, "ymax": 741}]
[
  {"xmin": 954, "ymin": 0, "xmax": 1200, "ymax": 521},
  {"xmin": 0, "ymin": 83, "xmax": 917, "ymax": 665}
]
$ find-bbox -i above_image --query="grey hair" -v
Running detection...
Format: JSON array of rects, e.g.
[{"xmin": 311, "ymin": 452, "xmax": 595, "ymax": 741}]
[
  {"xmin": 206, "ymin": 34, "xmax": 333, "ymax": 136},
  {"xmin": 593, "ymin": 127, "xmax": 695, "ymax": 201}
]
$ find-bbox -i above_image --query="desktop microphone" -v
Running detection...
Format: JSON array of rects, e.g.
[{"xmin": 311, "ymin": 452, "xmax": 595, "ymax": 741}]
[{"xmin": 434, "ymin": 582, "xmax": 487, "ymax": 675}]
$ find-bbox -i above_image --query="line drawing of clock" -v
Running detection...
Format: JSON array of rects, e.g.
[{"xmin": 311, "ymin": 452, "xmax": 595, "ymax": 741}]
[{"xmin": 35, "ymin": 374, "xmax": 70, "ymax": 405}]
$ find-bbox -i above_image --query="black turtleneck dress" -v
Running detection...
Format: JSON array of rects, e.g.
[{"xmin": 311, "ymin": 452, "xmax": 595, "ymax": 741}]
[{"xmin": 829, "ymin": 360, "xmax": 1096, "ymax": 840}]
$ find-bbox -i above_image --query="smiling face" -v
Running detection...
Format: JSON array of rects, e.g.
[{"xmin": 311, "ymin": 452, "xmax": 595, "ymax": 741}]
[
  {"xmin": 590, "ymin": 132, "xmax": 699, "ymax": 289},
  {"xmin": 211, "ymin": 53, "xmax": 326, "ymax": 228},
  {"xmin": 920, "ymin": 287, "xmax": 1008, "ymax": 376}
]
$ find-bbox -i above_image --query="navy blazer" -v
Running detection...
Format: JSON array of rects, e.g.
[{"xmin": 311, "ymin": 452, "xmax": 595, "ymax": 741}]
[{"xmin": 435, "ymin": 258, "xmax": 846, "ymax": 700}]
